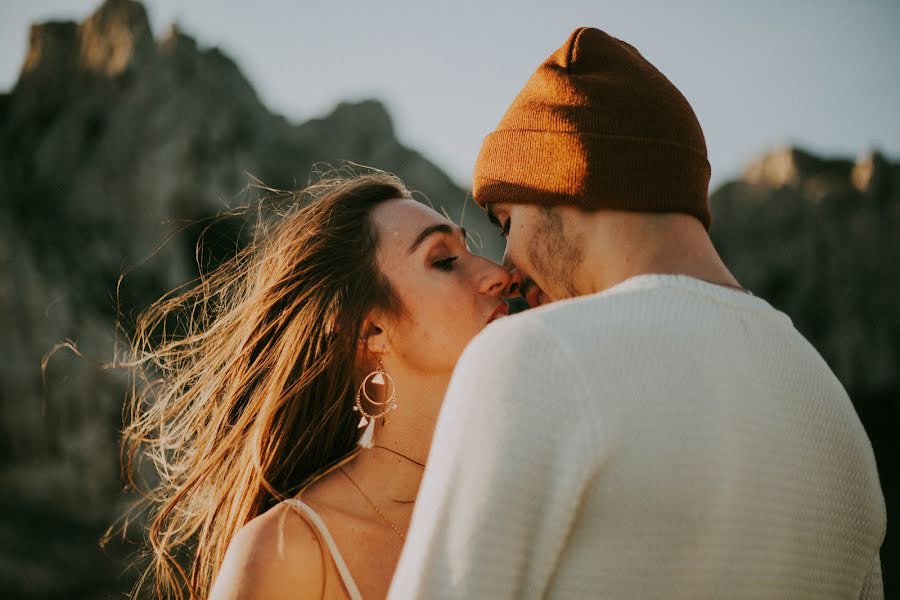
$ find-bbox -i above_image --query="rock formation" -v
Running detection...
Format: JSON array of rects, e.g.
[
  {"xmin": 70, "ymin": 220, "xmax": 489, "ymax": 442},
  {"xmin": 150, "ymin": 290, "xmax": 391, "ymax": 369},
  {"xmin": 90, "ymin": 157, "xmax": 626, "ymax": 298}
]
[
  {"xmin": 0, "ymin": 1, "xmax": 499, "ymax": 597},
  {"xmin": 711, "ymin": 145, "xmax": 899, "ymax": 399}
]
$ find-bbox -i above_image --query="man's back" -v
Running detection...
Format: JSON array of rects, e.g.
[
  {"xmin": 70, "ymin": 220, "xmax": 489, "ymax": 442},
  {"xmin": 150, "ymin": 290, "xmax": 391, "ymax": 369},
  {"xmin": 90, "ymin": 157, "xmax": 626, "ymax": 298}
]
[{"xmin": 389, "ymin": 274, "xmax": 885, "ymax": 599}]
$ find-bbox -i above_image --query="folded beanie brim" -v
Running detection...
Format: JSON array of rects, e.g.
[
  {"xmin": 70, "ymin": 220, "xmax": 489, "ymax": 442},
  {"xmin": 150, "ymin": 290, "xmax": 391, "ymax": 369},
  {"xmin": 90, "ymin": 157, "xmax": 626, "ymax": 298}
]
[{"xmin": 474, "ymin": 129, "xmax": 712, "ymax": 228}]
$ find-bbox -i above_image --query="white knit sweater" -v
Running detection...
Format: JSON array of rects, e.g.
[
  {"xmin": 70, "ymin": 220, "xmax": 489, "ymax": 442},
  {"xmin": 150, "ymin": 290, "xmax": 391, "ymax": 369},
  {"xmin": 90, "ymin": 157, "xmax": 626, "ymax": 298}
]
[{"xmin": 388, "ymin": 274, "xmax": 885, "ymax": 599}]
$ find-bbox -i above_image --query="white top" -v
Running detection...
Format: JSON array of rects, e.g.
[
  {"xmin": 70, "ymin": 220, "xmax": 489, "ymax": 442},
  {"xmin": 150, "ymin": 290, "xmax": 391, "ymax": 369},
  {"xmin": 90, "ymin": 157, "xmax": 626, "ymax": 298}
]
[
  {"xmin": 389, "ymin": 274, "xmax": 886, "ymax": 599},
  {"xmin": 283, "ymin": 498, "xmax": 363, "ymax": 600}
]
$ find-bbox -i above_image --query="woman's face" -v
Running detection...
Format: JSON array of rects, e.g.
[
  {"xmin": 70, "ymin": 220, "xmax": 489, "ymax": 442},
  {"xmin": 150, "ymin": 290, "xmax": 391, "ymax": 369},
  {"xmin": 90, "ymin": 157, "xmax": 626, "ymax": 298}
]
[{"xmin": 370, "ymin": 198, "xmax": 511, "ymax": 374}]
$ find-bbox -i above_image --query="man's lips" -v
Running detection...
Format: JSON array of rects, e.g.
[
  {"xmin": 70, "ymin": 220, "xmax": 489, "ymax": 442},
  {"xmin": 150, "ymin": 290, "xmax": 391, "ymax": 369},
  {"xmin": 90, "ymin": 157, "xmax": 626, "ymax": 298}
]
[
  {"xmin": 487, "ymin": 302, "xmax": 509, "ymax": 324},
  {"xmin": 521, "ymin": 278, "xmax": 546, "ymax": 308}
]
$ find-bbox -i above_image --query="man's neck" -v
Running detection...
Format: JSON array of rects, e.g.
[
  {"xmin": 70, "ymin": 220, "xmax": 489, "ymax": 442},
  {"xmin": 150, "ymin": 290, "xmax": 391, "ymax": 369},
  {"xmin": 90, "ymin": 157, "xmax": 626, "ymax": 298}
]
[{"xmin": 577, "ymin": 211, "xmax": 740, "ymax": 296}]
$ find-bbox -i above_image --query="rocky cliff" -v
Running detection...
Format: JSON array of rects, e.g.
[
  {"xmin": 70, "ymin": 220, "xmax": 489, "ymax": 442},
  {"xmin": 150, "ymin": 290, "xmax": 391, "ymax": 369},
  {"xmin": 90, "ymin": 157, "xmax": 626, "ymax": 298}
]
[
  {"xmin": 0, "ymin": 0, "xmax": 897, "ymax": 598},
  {"xmin": 712, "ymin": 145, "xmax": 899, "ymax": 398},
  {"xmin": 0, "ymin": 1, "xmax": 499, "ymax": 597}
]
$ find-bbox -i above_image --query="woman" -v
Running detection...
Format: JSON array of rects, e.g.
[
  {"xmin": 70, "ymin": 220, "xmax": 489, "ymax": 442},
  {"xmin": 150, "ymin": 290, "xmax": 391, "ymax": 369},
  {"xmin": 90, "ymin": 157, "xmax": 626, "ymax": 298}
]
[{"xmin": 122, "ymin": 172, "xmax": 512, "ymax": 600}]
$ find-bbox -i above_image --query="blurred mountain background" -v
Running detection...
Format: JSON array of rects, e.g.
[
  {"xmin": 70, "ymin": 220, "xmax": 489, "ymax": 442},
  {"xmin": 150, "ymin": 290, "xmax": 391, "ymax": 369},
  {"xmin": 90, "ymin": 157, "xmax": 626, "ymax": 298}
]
[{"xmin": 0, "ymin": 0, "xmax": 897, "ymax": 598}]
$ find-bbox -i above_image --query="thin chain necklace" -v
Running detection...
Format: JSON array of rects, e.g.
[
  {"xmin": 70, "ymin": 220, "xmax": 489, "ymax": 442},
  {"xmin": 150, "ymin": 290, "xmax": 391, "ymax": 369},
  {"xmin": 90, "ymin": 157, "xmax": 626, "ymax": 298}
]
[
  {"xmin": 339, "ymin": 467, "xmax": 405, "ymax": 541},
  {"xmin": 374, "ymin": 444, "xmax": 426, "ymax": 468}
]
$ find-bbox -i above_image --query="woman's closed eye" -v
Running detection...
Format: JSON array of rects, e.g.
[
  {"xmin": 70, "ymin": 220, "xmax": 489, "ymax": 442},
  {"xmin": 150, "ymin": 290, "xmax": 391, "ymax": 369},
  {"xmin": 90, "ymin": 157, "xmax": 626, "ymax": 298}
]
[
  {"xmin": 433, "ymin": 256, "xmax": 459, "ymax": 272},
  {"xmin": 499, "ymin": 219, "xmax": 510, "ymax": 237}
]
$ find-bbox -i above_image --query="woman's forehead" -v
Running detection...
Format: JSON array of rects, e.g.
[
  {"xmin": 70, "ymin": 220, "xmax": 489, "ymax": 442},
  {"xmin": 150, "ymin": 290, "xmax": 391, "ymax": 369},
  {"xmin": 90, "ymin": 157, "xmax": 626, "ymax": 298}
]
[
  {"xmin": 372, "ymin": 198, "xmax": 452, "ymax": 246},
  {"xmin": 372, "ymin": 200, "xmax": 468, "ymax": 277}
]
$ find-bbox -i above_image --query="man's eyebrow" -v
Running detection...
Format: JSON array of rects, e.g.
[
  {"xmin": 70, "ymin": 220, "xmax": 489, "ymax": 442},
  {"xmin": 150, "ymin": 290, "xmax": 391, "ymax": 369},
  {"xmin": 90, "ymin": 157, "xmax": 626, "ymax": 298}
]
[
  {"xmin": 407, "ymin": 223, "xmax": 467, "ymax": 254},
  {"xmin": 484, "ymin": 203, "xmax": 500, "ymax": 228}
]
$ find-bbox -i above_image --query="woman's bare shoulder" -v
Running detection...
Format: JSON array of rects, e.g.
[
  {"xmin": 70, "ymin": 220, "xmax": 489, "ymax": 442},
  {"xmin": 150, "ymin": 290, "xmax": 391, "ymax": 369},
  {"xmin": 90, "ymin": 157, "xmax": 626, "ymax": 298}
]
[{"xmin": 209, "ymin": 501, "xmax": 325, "ymax": 600}]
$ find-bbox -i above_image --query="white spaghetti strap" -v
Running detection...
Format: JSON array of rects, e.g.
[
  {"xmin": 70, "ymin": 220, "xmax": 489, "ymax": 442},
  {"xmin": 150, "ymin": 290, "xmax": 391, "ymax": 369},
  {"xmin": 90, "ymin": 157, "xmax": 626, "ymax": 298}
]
[{"xmin": 283, "ymin": 498, "xmax": 364, "ymax": 600}]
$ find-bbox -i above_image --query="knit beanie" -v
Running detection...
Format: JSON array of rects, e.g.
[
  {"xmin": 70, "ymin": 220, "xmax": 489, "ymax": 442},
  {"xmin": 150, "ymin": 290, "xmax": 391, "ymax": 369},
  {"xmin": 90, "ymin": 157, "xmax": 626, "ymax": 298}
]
[{"xmin": 473, "ymin": 27, "xmax": 712, "ymax": 229}]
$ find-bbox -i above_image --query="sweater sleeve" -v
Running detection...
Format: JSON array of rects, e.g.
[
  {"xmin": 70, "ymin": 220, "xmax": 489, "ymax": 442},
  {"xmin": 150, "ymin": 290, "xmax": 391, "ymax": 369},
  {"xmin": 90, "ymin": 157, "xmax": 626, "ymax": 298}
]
[{"xmin": 387, "ymin": 318, "xmax": 600, "ymax": 600}]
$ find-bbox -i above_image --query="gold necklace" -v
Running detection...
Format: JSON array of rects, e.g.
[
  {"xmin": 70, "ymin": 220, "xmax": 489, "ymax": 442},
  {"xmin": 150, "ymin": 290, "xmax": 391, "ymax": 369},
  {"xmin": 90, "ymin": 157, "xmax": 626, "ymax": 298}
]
[
  {"xmin": 373, "ymin": 444, "xmax": 426, "ymax": 468},
  {"xmin": 339, "ymin": 467, "xmax": 405, "ymax": 541}
]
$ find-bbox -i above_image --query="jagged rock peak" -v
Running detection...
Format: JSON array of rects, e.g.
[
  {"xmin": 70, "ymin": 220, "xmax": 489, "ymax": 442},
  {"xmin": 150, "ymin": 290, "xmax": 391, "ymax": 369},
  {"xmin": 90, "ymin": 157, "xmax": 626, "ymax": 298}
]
[
  {"xmin": 327, "ymin": 99, "xmax": 395, "ymax": 137},
  {"xmin": 158, "ymin": 23, "xmax": 197, "ymax": 55},
  {"xmin": 19, "ymin": 0, "xmax": 154, "ymax": 81},
  {"xmin": 78, "ymin": 0, "xmax": 154, "ymax": 75},
  {"xmin": 742, "ymin": 145, "xmax": 854, "ymax": 188},
  {"xmin": 743, "ymin": 146, "xmax": 810, "ymax": 187},
  {"xmin": 21, "ymin": 20, "xmax": 80, "ymax": 78},
  {"xmin": 851, "ymin": 149, "xmax": 890, "ymax": 193}
]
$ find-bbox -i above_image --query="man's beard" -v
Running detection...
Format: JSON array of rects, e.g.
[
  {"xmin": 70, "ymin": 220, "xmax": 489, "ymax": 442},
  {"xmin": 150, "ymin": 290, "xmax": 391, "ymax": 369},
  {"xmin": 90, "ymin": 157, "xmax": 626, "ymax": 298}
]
[{"xmin": 525, "ymin": 205, "xmax": 583, "ymax": 302}]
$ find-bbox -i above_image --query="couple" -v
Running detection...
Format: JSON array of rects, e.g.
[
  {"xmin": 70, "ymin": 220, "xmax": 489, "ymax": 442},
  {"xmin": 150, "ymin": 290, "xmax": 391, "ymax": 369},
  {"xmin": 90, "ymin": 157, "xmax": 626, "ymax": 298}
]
[{"xmin": 128, "ymin": 28, "xmax": 885, "ymax": 600}]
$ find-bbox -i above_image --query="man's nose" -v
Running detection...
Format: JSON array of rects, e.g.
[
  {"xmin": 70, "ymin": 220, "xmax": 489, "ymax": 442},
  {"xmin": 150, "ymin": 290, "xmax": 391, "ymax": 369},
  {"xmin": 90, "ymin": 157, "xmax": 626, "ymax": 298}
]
[{"xmin": 502, "ymin": 254, "xmax": 523, "ymax": 299}]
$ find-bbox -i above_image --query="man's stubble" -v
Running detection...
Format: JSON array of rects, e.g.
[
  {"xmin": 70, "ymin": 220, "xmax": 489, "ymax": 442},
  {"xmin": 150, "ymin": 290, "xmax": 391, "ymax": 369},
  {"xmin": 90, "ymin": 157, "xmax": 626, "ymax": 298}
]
[{"xmin": 525, "ymin": 206, "xmax": 583, "ymax": 300}]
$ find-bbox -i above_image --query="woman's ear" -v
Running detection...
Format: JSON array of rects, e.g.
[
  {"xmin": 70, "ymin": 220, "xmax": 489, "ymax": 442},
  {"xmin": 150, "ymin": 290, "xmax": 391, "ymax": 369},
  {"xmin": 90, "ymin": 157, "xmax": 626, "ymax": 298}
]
[{"xmin": 358, "ymin": 315, "xmax": 390, "ymax": 358}]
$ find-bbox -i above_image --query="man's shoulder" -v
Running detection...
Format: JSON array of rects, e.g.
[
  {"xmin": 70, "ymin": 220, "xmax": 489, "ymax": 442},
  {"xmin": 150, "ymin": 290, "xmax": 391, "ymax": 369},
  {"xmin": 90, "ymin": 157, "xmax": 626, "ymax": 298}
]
[
  {"xmin": 466, "ymin": 277, "xmax": 794, "ymax": 375},
  {"xmin": 495, "ymin": 275, "xmax": 790, "ymax": 340},
  {"xmin": 472, "ymin": 292, "xmax": 628, "ymax": 351},
  {"xmin": 456, "ymin": 301, "xmax": 609, "ymax": 405},
  {"xmin": 464, "ymin": 304, "xmax": 578, "ymax": 365}
]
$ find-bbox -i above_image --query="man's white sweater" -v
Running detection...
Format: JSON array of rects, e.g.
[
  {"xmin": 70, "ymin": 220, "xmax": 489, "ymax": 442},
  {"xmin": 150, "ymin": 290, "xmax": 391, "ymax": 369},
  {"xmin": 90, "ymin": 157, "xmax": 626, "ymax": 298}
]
[{"xmin": 388, "ymin": 274, "xmax": 886, "ymax": 599}]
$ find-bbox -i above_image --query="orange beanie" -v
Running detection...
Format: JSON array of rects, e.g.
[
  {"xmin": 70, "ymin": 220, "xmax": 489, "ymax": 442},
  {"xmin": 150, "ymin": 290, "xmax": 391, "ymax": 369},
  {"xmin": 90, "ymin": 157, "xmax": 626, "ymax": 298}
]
[{"xmin": 473, "ymin": 27, "xmax": 712, "ymax": 229}]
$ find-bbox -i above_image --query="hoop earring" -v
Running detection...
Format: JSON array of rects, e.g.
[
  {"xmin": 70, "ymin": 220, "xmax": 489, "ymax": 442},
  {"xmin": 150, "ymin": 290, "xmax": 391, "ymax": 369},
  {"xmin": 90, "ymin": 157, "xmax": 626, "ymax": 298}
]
[{"xmin": 353, "ymin": 355, "xmax": 398, "ymax": 448}]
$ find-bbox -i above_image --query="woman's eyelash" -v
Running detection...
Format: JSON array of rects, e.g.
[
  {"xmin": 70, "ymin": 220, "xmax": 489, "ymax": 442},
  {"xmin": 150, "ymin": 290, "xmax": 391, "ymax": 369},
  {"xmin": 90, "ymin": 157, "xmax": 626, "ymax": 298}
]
[
  {"xmin": 433, "ymin": 256, "xmax": 458, "ymax": 272},
  {"xmin": 499, "ymin": 219, "xmax": 510, "ymax": 237}
]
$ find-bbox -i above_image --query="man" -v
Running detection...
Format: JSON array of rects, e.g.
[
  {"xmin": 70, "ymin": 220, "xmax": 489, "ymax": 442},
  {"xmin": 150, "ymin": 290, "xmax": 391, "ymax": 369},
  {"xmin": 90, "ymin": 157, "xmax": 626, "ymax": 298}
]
[{"xmin": 388, "ymin": 28, "xmax": 885, "ymax": 599}]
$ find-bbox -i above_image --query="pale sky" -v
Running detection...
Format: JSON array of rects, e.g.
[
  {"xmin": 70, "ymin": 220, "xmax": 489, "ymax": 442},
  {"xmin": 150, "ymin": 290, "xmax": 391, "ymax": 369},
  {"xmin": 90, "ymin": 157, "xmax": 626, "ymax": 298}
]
[{"xmin": 2, "ymin": 0, "xmax": 899, "ymax": 190}]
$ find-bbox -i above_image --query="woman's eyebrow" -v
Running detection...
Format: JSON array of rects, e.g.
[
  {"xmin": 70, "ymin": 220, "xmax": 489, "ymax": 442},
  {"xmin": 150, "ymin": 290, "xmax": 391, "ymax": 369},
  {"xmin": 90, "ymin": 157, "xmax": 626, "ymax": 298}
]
[{"xmin": 407, "ymin": 223, "xmax": 466, "ymax": 254}]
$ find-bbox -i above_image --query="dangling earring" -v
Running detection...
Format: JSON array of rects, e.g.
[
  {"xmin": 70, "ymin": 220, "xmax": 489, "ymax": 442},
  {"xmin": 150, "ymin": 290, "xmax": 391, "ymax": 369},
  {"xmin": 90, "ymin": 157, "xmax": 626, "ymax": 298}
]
[{"xmin": 353, "ymin": 355, "xmax": 398, "ymax": 448}]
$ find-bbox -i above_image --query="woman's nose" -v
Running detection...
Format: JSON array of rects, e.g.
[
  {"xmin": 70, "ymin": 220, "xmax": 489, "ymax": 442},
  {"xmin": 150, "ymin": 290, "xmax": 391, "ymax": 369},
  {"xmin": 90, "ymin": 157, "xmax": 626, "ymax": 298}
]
[{"xmin": 479, "ymin": 257, "xmax": 511, "ymax": 297}]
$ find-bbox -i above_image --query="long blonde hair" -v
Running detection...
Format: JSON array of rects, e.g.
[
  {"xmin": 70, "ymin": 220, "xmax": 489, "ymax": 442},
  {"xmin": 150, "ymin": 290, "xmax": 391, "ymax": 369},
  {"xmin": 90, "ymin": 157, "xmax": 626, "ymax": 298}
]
[{"xmin": 120, "ymin": 172, "xmax": 411, "ymax": 599}]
